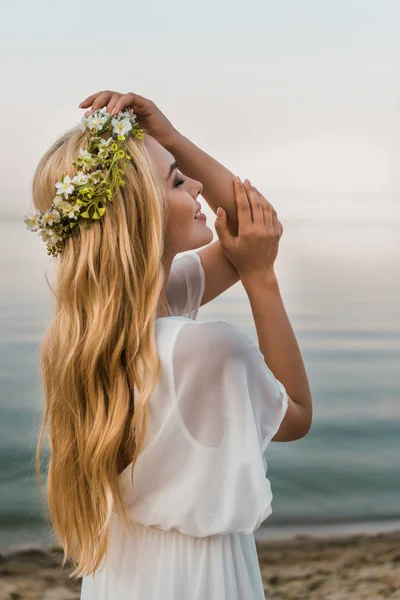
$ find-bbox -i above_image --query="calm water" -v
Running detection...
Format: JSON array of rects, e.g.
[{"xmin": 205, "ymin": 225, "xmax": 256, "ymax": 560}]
[{"xmin": 1, "ymin": 193, "xmax": 399, "ymax": 551}]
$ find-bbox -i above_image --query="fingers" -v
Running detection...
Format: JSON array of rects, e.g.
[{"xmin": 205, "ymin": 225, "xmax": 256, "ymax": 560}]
[
  {"xmin": 90, "ymin": 90, "xmax": 115, "ymax": 114},
  {"xmin": 232, "ymin": 177, "xmax": 283, "ymax": 245},
  {"xmin": 111, "ymin": 92, "xmax": 136, "ymax": 116},
  {"xmin": 243, "ymin": 179, "xmax": 264, "ymax": 227},
  {"xmin": 79, "ymin": 90, "xmax": 151, "ymax": 118},
  {"xmin": 106, "ymin": 93, "xmax": 124, "ymax": 116},
  {"xmin": 234, "ymin": 177, "xmax": 253, "ymax": 236},
  {"xmin": 214, "ymin": 207, "xmax": 232, "ymax": 248},
  {"xmin": 254, "ymin": 186, "xmax": 282, "ymax": 237},
  {"xmin": 79, "ymin": 92, "xmax": 103, "ymax": 107},
  {"xmin": 111, "ymin": 92, "xmax": 149, "ymax": 116},
  {"xmin": 80, "ymin": 90, "xmax": 114, "ymax": 115}
]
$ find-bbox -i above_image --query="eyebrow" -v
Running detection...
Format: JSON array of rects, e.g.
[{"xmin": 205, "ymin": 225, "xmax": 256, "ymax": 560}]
[{"xmin": 167, "ymin": 160, "xmax": 177, "ymax": 180}]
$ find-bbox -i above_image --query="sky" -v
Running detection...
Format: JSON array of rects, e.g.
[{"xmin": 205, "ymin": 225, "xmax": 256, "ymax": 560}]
[{"xmin": 1, "ymin": 0, "xmax": 399, "ymax": 222}]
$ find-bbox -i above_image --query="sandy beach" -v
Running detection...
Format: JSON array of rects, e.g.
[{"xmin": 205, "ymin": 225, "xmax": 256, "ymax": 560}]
[{"xmin": 0, "ymin": 529, "xmax": 399, "ymax": 599}]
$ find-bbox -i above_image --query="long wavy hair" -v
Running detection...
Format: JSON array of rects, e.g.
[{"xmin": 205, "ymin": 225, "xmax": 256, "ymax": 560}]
[{"xmin": 33, "ymin": 124, "xmax": 169, "ymax": 579}]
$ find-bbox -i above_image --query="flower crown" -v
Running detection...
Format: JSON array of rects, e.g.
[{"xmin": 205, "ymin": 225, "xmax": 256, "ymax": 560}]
[{"xmin": 23, "ymin": 107, "xmax": 146, "ymax": 257}]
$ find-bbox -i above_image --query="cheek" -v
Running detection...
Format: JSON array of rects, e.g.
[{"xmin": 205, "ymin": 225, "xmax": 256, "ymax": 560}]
[{"xmin": 169, "ymin": 191, "xmax": 195, "ymax": 225}]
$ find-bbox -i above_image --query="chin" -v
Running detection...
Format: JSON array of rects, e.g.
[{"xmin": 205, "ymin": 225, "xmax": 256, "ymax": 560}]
[
  {"xmin": 189, "ymin": 226, "xmax": 213, "ymax": 251},
  {"xmin": 202, "ymin": 225, "xmax": 214, "ymax": 242},
  {"xmin": 202, "ymin": 225, "xmax": 214, "ymax": 245}
]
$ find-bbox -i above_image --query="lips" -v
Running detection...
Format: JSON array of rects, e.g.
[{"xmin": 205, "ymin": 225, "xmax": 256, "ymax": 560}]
[{"xmin": 194, "ymin": 202, "xmax": 202, "ymax": 215}]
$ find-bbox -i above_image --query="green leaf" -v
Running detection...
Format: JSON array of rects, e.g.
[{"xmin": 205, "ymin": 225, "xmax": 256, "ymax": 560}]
[
  {"xmin": 81, "ymin": 211, "xmax": 89, "ymax": 218},
  {"xmin": 98, "ymin": 207, "xmax": 106, "ymax": 216}
]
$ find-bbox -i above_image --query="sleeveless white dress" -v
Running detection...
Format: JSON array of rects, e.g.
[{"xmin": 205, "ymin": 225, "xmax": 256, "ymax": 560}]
[{"xmin": 80, "ymin": 251, "xmax": 289, "ymax": 600}]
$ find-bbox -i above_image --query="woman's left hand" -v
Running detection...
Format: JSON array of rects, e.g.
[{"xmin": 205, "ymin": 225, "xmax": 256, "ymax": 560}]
[{"xmin": 78, "ymin": 90, "xmax": 180, "ymax": 149}]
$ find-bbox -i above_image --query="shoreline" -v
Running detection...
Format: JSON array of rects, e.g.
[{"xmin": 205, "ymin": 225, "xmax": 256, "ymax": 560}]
[
  {"xmin": 2, "ymin": 516, "xmax": 400, "ymax": 555},
  {"xmin": 255, "ymin": 516, "xmax": 400, "ymax": 542},
  {"xmin": 0, "ymin": 524, "xmax": 399, "ymax": 599}
]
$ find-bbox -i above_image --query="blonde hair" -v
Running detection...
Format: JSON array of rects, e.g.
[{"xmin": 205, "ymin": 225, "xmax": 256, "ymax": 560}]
[{"xmin": 33, "ymin": 125, "xmax": 169, "ymax": 578}]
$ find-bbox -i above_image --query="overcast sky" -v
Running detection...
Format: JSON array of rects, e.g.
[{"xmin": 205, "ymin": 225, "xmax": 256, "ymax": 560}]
[{"xmin": 2, "ymin": 0, "xmax": 399, "ymax": 221}]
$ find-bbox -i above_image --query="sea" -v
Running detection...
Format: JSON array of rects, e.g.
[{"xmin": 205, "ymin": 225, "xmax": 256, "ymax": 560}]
[{"xmin": 1, "ymin": 192, "xmax": 399, "ymax": 552}]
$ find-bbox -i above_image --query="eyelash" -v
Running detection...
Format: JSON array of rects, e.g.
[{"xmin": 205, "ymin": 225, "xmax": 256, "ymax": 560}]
[{"xmin": 174, "ymin": 177, "xmax": 185, "ymax": 188}]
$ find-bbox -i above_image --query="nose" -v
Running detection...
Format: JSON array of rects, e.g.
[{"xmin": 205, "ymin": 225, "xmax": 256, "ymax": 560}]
[{"xmin": 188, "ymin": 177, "xmax": 203, "ymax": 198}]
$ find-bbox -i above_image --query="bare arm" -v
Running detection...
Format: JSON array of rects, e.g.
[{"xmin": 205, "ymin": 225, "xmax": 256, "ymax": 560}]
[
  {"xmin": 166, "ymin": 133, "xmax": 239, "ymax": 238},
  {"xmin": 241, "ymin": 271, "xmax": 313, "ymax": 441}
]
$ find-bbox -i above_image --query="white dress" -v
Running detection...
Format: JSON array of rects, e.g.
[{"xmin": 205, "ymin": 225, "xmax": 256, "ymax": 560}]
[{"xmin": 80, "ymin": 251, "xmax": 289, "ymax": 600}]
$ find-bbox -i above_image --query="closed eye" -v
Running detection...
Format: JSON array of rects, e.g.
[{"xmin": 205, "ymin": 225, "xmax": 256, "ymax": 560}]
[{"xmin": 174, "ymin": 177, "xmax": 185, "ymax": 188}]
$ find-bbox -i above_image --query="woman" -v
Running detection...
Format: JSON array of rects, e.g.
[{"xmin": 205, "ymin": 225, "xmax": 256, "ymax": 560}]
[{"xmin": 30, "ymin": 90, "xmax": 312, "ymax": 599}]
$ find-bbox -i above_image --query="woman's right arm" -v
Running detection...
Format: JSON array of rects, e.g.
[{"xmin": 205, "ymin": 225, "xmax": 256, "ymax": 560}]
[
  {"xmin": 241, "ymin": 270, "xmax": 313, "ymax": 441},
  {"xmin": 214, "ymin": 177, "xmax": 313, "ymax": 442}
]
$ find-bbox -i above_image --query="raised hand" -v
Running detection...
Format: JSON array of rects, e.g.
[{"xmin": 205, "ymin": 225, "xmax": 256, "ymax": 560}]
[
  {"xmin": 215, "ymin": 177, "xmax": 283, "ymax": 282},
  {"xmin": 78, "ymin": 90, "xmax": 180, "ymax": 149}
]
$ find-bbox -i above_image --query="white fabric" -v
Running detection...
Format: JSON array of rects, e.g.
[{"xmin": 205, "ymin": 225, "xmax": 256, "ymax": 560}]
[
  {"xmin": 164, "ymin": 250, "xmax": 206, "ymax": 321},
  {"xmin": 80, "ymin": 250, "xmax": 289, "ymax": 600}
]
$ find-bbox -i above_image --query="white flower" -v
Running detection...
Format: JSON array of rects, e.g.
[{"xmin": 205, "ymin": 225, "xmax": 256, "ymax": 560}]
[
  {"xmin": 74, "ymin": 148, "xmax": 98, "ymax": 173},
  {"xmin": 79, "ymin": 148, "xmax": 91, "ymax": 160},
  {"xmin": 97, "ymin": 139, "xmax": 110, "ymax": 159},
  {"xmin": 39, "ymin": 229, "xmax": 63, "ymax": 245},
  {"xmin": 38, "ymin": 229, "xmax": 50, "ymax": 241},
  {"xmin": 120, "ymin": 108, "xmax": 137, "ymax": 123},
  {"xmin": 71, "ymin": 170, "xmax": 90, "ymax": 186},
  {"xmin": 55, "ymin": 175, "xmax": 75, "ymax": 199},
  {"xmin": 65, "ymin": 204, "xmax": 81, "ymax": 220},
  {"xmin": 80, "ymin": 107, "xmax": 109, "ymax": 132},
  {"xmin": 53, "ymin": 197, "xmax": 69, "ymax": 212},
  {"xmin": 53, "ymin": 199, "xmax": 71, "ymax": 213},
  {"xmin": 89, "ymin": 169, "xmax": 105, "ymax": 184},
  {"xmin": 41, "ymin": 208, "xmax": 61, "ymax": 226},
  {"xmin": 52, "ymin": 198, "xmax": 80, "ymax": 220},
  {"xmin": 88, "ymin": 112, "xmax": 109, "ymax": 132},
  {"xmin": 111, "ymin": 117, "xmax": 133, "ymax": 137},
  {"xmin": 80, "ymin": 116, "xmax": 89, "ymax": 132},
  {"xmin": 24, "ymin": 210, "xmax": 42, "ymax": 231}
]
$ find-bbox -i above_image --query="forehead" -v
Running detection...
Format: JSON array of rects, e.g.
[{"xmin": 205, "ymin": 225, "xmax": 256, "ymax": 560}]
[{"xmin": 144, "ymin": 135, "xmax": 174, "ymax": 179}]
